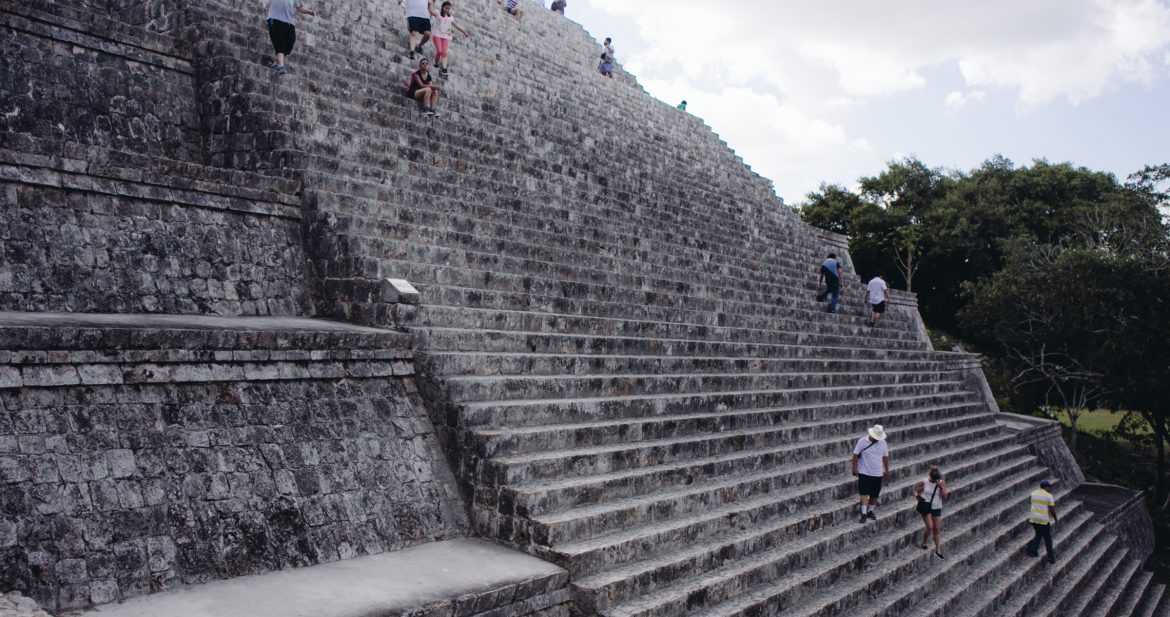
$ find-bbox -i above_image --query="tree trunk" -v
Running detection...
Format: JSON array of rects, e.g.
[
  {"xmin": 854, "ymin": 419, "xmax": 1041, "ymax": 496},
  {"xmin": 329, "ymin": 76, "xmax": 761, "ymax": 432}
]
[
  {"xmin": 1155, "ymin": 415, "xmax": 1168, "ymax": 510},
  {"xmin": 905, "ymin": 251, "xmax": 914, "ymax": 294},
  {"xmin": 1067, "ymin": 408, "xmax": 1079, "ymax": 458}
]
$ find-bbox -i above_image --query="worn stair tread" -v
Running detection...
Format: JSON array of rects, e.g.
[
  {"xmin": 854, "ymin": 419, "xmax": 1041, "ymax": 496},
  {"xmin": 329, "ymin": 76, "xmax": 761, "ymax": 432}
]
[
  {"xmin": 602, "ymin": 468, "xmax": 1063, "ymax": 617},
  {"xmin": 571, "ymin": 440, "xmax": 1030, "ymax": 593},
  {"xmin": 557, "ymin": 448, "xmax": 1034, "ymax": 561},
  {"xmin": 497, "ymin": 404, "xmax": 994, "ymax": 468}
]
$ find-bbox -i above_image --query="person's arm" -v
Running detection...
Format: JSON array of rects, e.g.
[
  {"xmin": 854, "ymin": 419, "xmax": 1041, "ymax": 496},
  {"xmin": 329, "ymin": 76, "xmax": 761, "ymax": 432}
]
[
  {"xmin": 454, "ymin": 21, "xmax": 471, "ymax": 37},
  {"xmin": 1049, "ymin": 501, "xmax": 1058, "ymax": 524},
  {"xmin": 296, "ymin": 5, "xmax": 315, "ymax": 16},
  {"xmin": 914, "ymin": 480, "xmax": 924, "ymax": 500},
  {"xmin": 938, "ymin": 480, "xmax": 949, "ymax": 501},
  {"xmin": 882, "ymin": 455, "xmax": 889, "ymax": 478},
  {"xmin": 850, "ymin": 453, "xmax": 859, "ymax": 477}
]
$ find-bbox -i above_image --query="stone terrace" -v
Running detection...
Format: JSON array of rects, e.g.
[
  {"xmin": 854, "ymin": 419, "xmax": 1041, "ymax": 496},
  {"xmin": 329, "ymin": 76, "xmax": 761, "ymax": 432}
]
[{"xmin": 0, "ymin": 0, "xmax": 1166, "ymax": 615}]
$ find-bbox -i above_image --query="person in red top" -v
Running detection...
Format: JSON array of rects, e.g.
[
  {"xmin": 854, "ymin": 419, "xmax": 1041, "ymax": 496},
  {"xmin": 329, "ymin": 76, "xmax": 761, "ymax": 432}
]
[{"xmin": 405, "ymin": 58, "xmax": 442, "ymax": 116}]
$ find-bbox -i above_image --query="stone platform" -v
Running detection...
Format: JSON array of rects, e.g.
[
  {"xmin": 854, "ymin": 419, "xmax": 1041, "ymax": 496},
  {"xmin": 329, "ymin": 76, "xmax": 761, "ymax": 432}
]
[{"xmin": 82, "ymin": 538, "xmax": 567, "ymax": 617}]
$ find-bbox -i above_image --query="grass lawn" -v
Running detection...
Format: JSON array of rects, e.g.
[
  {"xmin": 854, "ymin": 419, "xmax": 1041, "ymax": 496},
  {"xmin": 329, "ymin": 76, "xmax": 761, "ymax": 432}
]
[{"xmin": 1053, "ymin": 409, "xmax": 1132, "ymax": 435}]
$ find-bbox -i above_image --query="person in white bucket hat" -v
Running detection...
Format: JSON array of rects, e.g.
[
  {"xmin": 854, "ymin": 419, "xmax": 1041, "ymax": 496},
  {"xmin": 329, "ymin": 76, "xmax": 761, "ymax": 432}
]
[{"xmin": 851, "ymin": 424, "xmax": 890, "ymax": 524}]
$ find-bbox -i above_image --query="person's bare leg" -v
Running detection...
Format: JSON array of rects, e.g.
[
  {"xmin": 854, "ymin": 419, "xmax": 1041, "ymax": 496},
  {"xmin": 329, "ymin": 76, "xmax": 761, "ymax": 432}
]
[
  {"xmin": 275, "ymin": 52, "xmax": 286, "ymax": 66},
  {"xmin": 932, "ymin": 517, "xmax": 943, "ymax": 553}
]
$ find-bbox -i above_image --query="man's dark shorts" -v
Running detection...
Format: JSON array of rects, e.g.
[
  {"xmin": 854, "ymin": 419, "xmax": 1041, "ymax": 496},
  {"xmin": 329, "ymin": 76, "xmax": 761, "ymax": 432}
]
[
  {"xmin": 857, "ymin": 473, "xmax": 883, "ymax": 498},
  {"xmin": 407, "ymin": 16, "xmax": 432, "ymax": 33},
  {"xmin": 870, "ymin": 301, "xmax": 887, "ymax": 314},
  {"xmin": 268, "ymin": 19, "xmax": 296, "ymax": 55}
]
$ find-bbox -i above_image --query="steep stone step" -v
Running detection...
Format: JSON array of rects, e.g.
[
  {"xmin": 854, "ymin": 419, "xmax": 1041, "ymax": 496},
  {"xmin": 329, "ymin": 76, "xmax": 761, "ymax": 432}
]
[
  {"xmin": 990, "ymin": 531, "xmax": 1119, "ymax": 617},
  {"xmin": 1115, "ymin": 571, "xmax": 1158, "ymax": 617},
  {"xmin": 893, "ymin": 501, "xmax": 1099, "ymax": 617},
  {"xmin": 1048, "ymin": 546, "xmax": 1130, "ymax": 617},
  {"xmin": 317, "ymin": 191, "xmax": 817, "ymax": 291},
  {"xmin": 733, "ymin": 495, "xmax": 1091, "ymax": 617},
  {"xmin": 363, "ymin": 247, "xmax": 889, "ymax": 331},
  {"xmin": 446, "ymin": 370, "xmax": 949, "ymax": 404},
  {"xmin": 407, "ymin": 306, "xmax": 926, "ymax": 360},
  {"xmin": 593, "ymin": 463, "xmax": 1057, "ymax": 617},
  {"xmin": 456, "ymin": 380, "xmax": 970, "ymax": 428},
  {"xmin": 413, "ymin": 327, "xmax": 945, "ymax": 361},
  {"xmin": 395, "ymin": 272, "xmax": 913, "ymax": 342},
  {"xmin": 548, "ymin": 449, "xmax": 1035, "ymax": 580},
  {"xmin": 512, "ymin": 421, "xmax": 1005, "ymax": 559},
  {"xmin": 1137, "ymin": 583, "xmax": 1170, "ymax": 617},
  {"xmin": 418, "ymin": 351, "xmax": 946, "ymax": 378},
  {"xmin": 1086, "ymin": 556, "xmax": 1144, "ymax": 616},
  {"xmin": 473, "ymin": 394, "xmax": 979, "ymax": 460},
  {"xmin": 488, "ymin": 407, "xmax": 995, "ymax": 524}
]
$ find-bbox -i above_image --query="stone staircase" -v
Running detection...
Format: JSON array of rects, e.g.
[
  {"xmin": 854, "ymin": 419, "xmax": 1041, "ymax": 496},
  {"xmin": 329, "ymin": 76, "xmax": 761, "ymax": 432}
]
[
  {"xmin": 2, "ymin": 0, "xmax": 1166, "ymax": 615},
  {"xmin": 165, "ymin": 0, "xmax": 1170, "ymax": 614}
]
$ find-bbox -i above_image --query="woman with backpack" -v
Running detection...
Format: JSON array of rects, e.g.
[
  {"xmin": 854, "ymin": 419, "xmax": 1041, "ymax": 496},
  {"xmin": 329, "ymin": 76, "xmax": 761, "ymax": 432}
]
[{"xmin": 915, "ymin": 467, "xmax": 950, "ymax": 560}]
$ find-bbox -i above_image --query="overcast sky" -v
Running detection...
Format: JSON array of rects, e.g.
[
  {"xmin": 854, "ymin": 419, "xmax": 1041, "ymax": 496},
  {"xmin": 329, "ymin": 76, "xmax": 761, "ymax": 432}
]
[{"xmin": 554, "ymin": 0, "xmax": 1170, "ymax": 205}]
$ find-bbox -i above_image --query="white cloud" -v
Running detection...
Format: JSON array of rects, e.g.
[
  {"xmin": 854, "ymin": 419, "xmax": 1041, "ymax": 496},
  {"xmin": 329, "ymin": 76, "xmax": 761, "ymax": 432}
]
[
  {"xmin": 944, "ymin": 90, "xmax": 987, "ymax": 110},
  {"xmin": 579, "ymin": 0, "xmax": 1170, "ymax": 198}
]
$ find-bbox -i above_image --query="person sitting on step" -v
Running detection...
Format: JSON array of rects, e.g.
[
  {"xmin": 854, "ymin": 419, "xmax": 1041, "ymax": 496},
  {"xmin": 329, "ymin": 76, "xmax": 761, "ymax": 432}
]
[
  {"xmin": 404, "ymin": 58, "xmax": 442, "ymax": 116},
  {"xmin": 498, "ymin": 0, "xmax": 525, "ymax": 21},
  {"xmin": 266, "ymin": 0, "xmax": 315, "ymax": 75},
  {"xmin": 430, "ymin": 1, "xmax": 472, "ymax": 77},
  {"xmin": 398, "ymin": 0, "xmax": 435, "ymax": 59},
  {"xmin": 550, "ymin": 0, "xmax": 566, "ymax": 14}
]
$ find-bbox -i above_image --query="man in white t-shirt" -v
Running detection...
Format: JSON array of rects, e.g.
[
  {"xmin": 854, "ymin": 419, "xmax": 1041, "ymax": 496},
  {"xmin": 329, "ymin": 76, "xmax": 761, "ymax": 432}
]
[
  {"xmin": 851, "ymin": 424, "xmax": 890, "ymax": 523},
  {"xmin": 398, "ymin": 0, "xmax": 434, "ymax": 58},
  {"xmin": 864, "ymin": 272, "xmax": 889, "ymax": 328}
]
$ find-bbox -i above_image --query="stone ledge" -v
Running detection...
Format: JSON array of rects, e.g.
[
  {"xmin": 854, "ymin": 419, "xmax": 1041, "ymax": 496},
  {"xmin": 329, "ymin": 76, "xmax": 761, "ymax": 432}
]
[
  {"xmin": 0, "ymin": 9, "xmax": 190, "ymax": 74},
  {"xmin": 0, "ymin": 156, "xmax": 301, "ymax": 221},
  {"xmin": 0, "ymin": 313, "xmax": 411, "ymax": 352},
  {"xmin": 82, "ymin": 538, "xmax": 567, "ymax": 617},
  {"xmin": 0, "ymin": 134, "xmax": 301, "ymax": 207}
]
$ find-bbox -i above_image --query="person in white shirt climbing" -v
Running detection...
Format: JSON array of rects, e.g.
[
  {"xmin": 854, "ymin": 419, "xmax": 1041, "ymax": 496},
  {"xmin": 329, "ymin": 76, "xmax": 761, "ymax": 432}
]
[
  {"xmin": 851, "ymin": 424, "xmax": 890, "ymax": 524},
  {"xmin": 864, "ymin": 271, "xmax": 889, "ymax": 327}
]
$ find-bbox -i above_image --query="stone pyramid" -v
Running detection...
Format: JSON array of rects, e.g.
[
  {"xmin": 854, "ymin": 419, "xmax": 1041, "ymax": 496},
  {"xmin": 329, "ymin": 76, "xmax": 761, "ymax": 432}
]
[{"xmin": 0, "ymin": 0, "xmax": 1164, "ymax": 615}]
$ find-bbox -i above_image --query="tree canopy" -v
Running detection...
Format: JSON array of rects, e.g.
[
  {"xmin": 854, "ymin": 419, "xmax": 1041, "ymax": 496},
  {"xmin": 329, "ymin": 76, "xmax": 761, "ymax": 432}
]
[{"xmin": 799, "ymin": 155, "xmax": 1170, "ymax": 504}]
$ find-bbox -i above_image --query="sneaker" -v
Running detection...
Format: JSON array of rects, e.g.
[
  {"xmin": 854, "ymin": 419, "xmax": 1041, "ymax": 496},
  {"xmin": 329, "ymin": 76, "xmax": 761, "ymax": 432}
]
[
  {"xmin": 409, "ymin": 50, "xmax": 415, "ymax": 59},
  {"xmin": 269, "ymin": 62, "xmax": 281, "ymax": 70},
  {"xmin": 441, "ymin": 68, "xmax": 449, "ymax": 77},
  {"xmin": 1047, "ymin": 558, "xmax": 1056, "ymax": 565},
  {"xmin": 429, "ymin": 108, "xmax": 439, "ymax": 117},
  {"xmin": 1026, "ymin": 551, "xmax": 1039, "ymax": 558},
  {"xmin": 414, "ymin": 44, "xmax": 424, "ymax": 54},
  {"xmin": 867, "ymin": 510, "xmax": 876, "ymax": 521},
  {"xmin": 274, "ymin": 64, "xmax": 287, "ymax": 75},
  {"xmin": 920, "ymin": 543, "xmax": 928, "ymax": 550},
  {"xmin": 933, "ymin": 551, "xmax": 945, "ymax": 560},
  {"xmin": 859, "ymin": 514, "xmax": 867, "ymax": 524}
]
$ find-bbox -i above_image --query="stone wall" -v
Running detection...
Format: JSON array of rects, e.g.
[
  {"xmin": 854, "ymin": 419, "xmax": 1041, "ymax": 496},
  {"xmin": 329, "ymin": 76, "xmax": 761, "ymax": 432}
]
[
  {"xmin": 0, "ymin": 136, "xmax": 315, "ymax": 316},
  {"xmin": 0, "ymin": 320, "xmax": 469, "ymax": 612},
  {"xmin": 0, "ymin": 2, "xmax": 199, "ymax": 162}
]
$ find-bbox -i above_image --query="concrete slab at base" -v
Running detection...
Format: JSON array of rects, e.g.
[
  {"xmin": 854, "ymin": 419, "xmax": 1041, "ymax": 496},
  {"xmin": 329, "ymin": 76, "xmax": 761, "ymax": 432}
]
[{"xmin": 83, "ymin": 538, "xmax": 566, "ymax": 617}]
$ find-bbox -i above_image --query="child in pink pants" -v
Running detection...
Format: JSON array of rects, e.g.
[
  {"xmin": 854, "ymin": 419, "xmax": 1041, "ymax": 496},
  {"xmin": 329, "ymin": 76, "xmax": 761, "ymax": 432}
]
[{"xmin": 431, "ymin": 2, "xmax": 472, "ymax": 77}]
